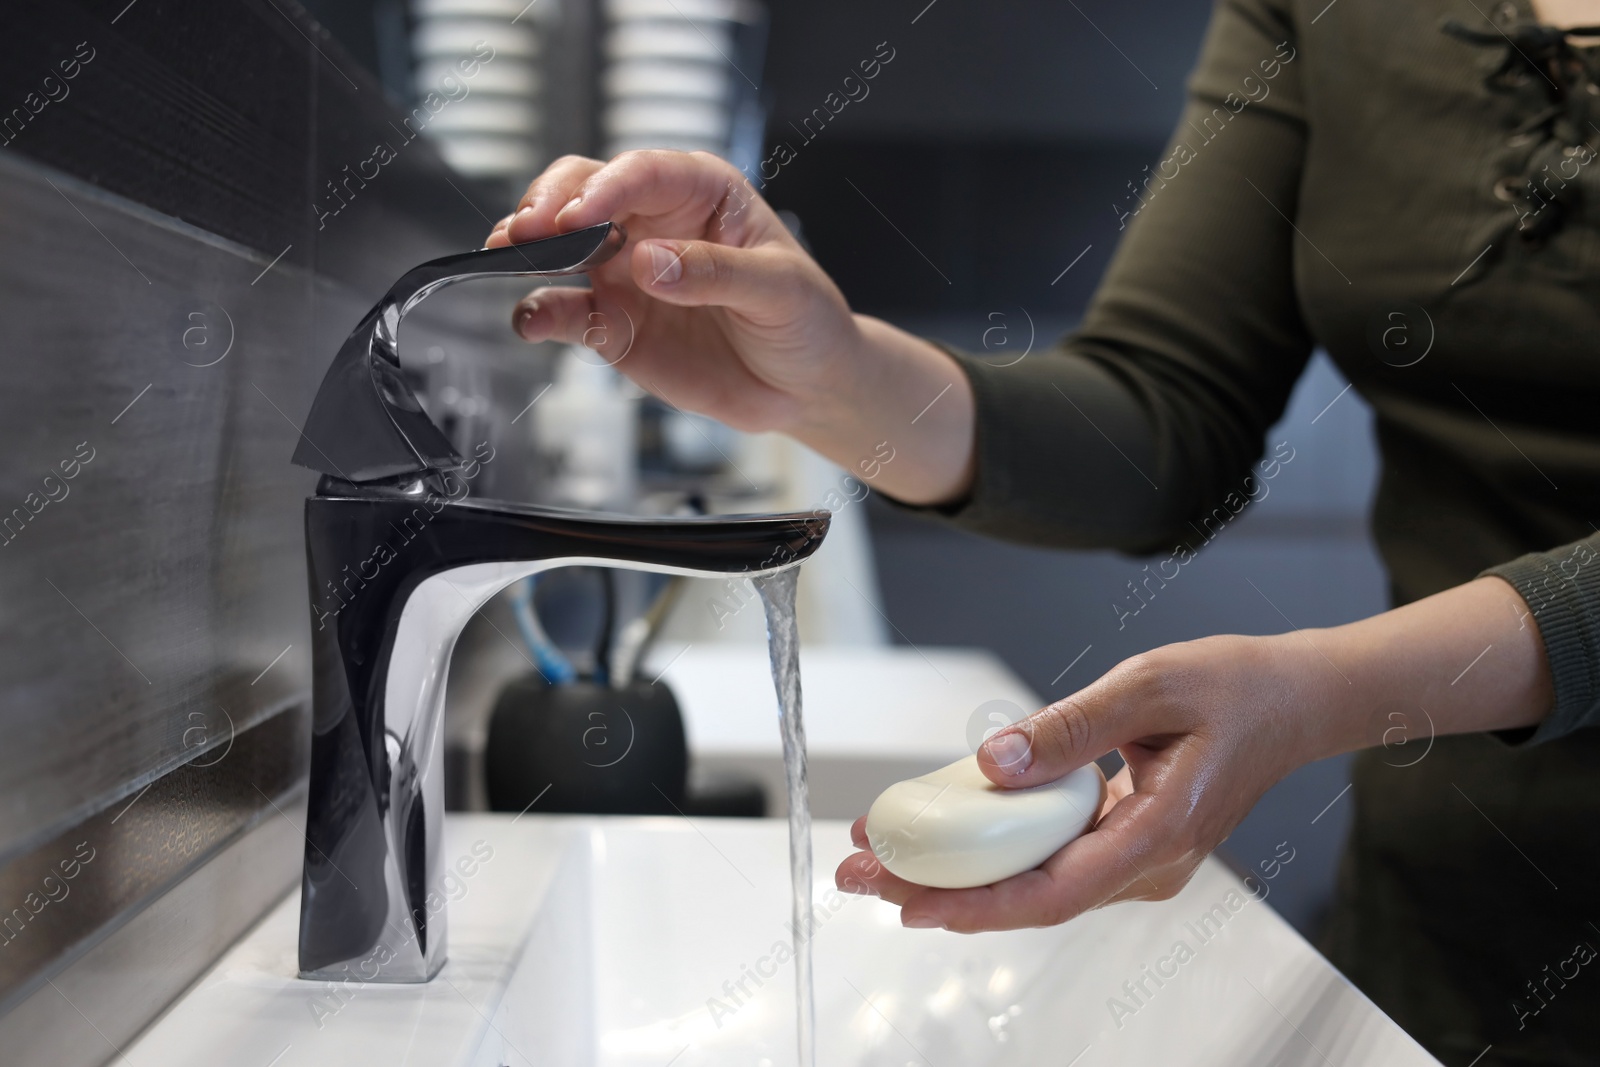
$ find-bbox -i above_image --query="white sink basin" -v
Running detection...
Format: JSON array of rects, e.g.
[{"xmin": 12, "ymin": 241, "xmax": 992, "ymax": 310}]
[{"xmin": 128, "ymin": 814, "xmax": 1439, "ymax": 1066}]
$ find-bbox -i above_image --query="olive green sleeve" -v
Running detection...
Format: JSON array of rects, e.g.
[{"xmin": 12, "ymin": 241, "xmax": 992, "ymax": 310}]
[
  {"xmin": 1482, "ymin": 532, "xmax": 1600, "ymax": 744},
  {"xmin": 892, "ymin": 0, "xmax": 1316, "ymax": 553}
]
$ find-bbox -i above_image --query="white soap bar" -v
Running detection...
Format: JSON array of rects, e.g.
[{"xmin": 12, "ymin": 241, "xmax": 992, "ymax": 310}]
[{"xmin": 864, "ymin": 755, "xmax": 1106, "ymax": 890}]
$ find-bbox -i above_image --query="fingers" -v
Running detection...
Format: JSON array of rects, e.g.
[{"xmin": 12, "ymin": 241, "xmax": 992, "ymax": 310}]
[
  {"xmin": 629, "ymin": 238, "xmax": 810, "ymax": 326},
  {"xmin": 485, "ymin": 212, "xmax": 515, "ymax": 248},
  {"xmin": 508, "ymin": 237, "xmax": 817, "ymax": 342},
  {"xmin": 489, "ymin": 150, "xmax": 781, "ymax": 255},
  {"xmin": 900, "ymin": 788, "xmax": 1186, "ymax": 932},
  {"xmin": 836, "ymin": 815, "xmax": 936, "ymax": 908},
  {"xmin": 976, "ymin": 658, "xmax": 1177, "ymax": 788},
  {"xmin": 841, "ymin": 758, "xmax": 1207, "ymax": 932},
  {"xmin": 555, "ymin": 150, "xmax": 769, "ymax": 239},
  {"xmin": 838, "ymin": 763, "xmax": 1170, "ymax": 930},
  {"xmin": 842, "ymin": 791, "xmax": 1198, "ymax": 932},
  {"xmin": 489, "ymin": 155, "xmax": 607, "ymax": 246},
  {"xmin": 835, "ymin": 850, "xmax": 921, "ymax": 903},
  {"xmin": 1100, "ymin": 762, "xmax": 1134, "ymax": 822},
  {"xmin": 975, "ymin": 694, "xmax": 1105, "ymax": 787},
  {"xmin": 510, "ymin": 285, "xmax": 599, "ymax": 346}
]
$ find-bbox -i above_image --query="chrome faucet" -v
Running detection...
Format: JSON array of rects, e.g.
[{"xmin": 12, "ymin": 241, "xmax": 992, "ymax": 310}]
[{"xmin": 291, "ymin": 223, "xmax": 828, "ymax": 982}]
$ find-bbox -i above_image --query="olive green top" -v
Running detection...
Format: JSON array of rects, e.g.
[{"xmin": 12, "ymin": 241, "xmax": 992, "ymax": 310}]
[{"xmin": 913, "ymin": 0, "xmax": 1600, "ymax": 1059}]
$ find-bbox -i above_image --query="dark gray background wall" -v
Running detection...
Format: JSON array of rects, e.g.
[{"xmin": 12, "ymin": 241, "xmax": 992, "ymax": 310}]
[{"xmin": 758, "ymin": 0, "xmax": 1212, "ymax": 314}]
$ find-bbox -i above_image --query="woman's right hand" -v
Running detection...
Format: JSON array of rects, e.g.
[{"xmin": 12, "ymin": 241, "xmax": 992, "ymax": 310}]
[
  {"xmin": 486, "ymin": 150, "xmax": 977, "ymax": 506},
  {"xmin": 485, "ymin": 150, "xmax": 860, "ymax": 438}
]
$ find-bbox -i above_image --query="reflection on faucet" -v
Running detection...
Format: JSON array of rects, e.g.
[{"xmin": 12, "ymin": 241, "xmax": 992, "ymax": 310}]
[{"xmin": 292, "ymin": 224, "xmax": 829, "ymax": 982}]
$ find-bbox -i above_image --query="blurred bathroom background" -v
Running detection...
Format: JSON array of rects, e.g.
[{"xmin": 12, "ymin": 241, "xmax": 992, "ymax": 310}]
[{"xmin": 302, "ymin": 0, "xmax": 1380, "ymax": 933}]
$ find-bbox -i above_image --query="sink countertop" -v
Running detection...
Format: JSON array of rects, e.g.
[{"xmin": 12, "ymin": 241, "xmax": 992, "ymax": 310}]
[
  {"xmin": 650, "ymin": 644, "xmax": 1039, "ymax": 760},
  {"xmin": 124, "ymin": 815, "xmax": 585, "ymax": 1067},
  {"xmin": 124, "ymin": 814, "xmax": 1440, "ymax": 1067},
  {"xmin": 652, "ymin": 644, "xmax": 1044, "ymax": 818}
]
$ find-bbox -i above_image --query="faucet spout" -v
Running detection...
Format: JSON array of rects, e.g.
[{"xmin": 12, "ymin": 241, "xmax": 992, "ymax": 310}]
[{"xmin": 297, "ymin": 476, "xmax": 828, "ymax": 981}]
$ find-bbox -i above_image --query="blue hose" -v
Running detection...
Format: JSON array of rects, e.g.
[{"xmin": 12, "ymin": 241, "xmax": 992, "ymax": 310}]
[{"xmin": 509, "ymin": 576, "xmax": 577, "ymax": 684}]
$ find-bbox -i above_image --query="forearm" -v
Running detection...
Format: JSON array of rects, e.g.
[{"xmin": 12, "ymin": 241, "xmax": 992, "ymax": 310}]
[
  {"xmin": 1294, "ymin": 577, "xmax": 1553, "ymax": 760},
  {"xmin": 786, "ymin": 313, "xmax": 976, "ymax": 506},
  {"xmin": 847, "ymin": 8, "xmax": 1317, "ymax": 551}
]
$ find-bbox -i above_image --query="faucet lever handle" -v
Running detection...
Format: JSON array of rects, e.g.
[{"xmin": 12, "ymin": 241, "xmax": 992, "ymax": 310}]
[
  {"xmin": 291, "ymin": 222, "xmax": 626, "ymax": 484},
  {"xmin": 385, "ymin": 222, "xmax": 627, "ymax": 317}
]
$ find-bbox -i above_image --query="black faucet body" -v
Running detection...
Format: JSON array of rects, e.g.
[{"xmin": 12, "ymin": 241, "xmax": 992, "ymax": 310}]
[{"xmin": 292, "ymin": 226, "xmax": 828, "ymax": 982}]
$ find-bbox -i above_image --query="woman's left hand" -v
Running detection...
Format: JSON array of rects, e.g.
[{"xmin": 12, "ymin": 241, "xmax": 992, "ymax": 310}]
[
  {"xmin": 834, "ymin": 633, "xmax": 1331, "ymax": 931},
  {"xmin": 834, "ymin": 575, "xmax": 1553, "ymax": 932}
]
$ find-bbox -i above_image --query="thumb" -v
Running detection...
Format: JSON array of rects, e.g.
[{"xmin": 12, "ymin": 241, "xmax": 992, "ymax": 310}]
[
  {"xmin": 977, "ymin": 688, "xmax": 1146, "ymax": 789},
  {"xmin": 631, "ymin": 238, "xmax": 809, "ymax": 324}
]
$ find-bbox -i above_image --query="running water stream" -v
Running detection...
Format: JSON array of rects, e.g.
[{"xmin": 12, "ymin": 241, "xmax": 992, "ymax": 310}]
[{"xmin": 753, "ymin": 569, "xmax": 815, "ymax": 1067}]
